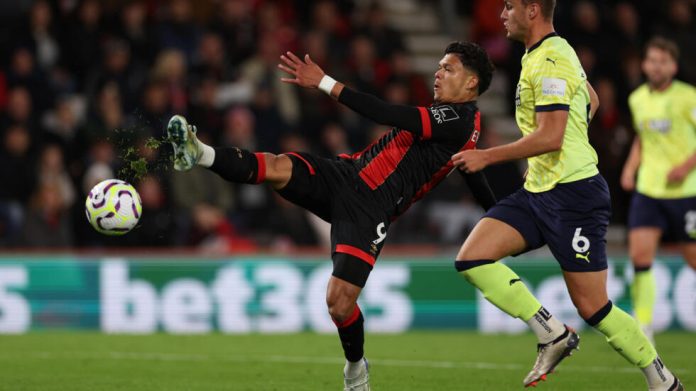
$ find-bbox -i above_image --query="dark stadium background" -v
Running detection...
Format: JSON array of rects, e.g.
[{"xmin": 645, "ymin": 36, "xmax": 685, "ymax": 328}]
[{"xmin": 0, "ymin": 0, "xmax": 694, "ymax": 252}]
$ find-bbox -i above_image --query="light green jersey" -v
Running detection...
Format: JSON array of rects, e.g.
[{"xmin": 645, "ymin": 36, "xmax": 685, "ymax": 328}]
[
  {"xmin": 629, "ymin": 80, "xmax": 696, "ymax": 198},
  {"xmin": 515, "ymin": 33, "xmax": 598, "ymax": 192}
]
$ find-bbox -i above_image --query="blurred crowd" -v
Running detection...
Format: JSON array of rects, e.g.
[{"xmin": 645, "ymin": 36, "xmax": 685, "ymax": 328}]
[{"xmin": 0, "ymin": 0, "xmax": 694, "ymax": 252}]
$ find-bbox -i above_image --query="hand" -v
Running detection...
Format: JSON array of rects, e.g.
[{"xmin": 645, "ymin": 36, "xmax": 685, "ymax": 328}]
[
  {"xmin": 620, "ymin": 169, "xmax": 635, "ymax": 192},
  {"xmin": 667, "ymin": 164, "xmax": 690, "ymax": 184},
  {"xmin": 278, "ymin": 51, "xmax": 325, "ymax": 89},
  {"xmin": 452, "ymin": 149, "xmax": 490, "ymax": 173}
]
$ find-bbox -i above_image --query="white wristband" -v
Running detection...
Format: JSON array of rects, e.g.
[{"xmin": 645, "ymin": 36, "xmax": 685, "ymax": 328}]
[{"xmin": 318, "ymin": 75, "xmax": 337, "ymax": 95}]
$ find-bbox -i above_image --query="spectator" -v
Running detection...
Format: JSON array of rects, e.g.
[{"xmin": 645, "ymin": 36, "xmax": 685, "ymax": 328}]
[
  {"xmin": 0, "ymin": 124, "xmax": 35, "ymax": 246},
  {"xmin": 115, "ymin": 1, "xmax": 156, "ymax": 68},
  {"xmin": 211, "ymin": 0, "xmax": 256, "ymax": 67},
  {"xmin": 19, "ymin": 179, "xmax": 73, "ymax": 247},
  {"xmin": 188, "ymin": 202, "xmax": 257, "ymax": 254},
  {"xmin": 157, "ymin": 0, "xmax": 201, "ymax": 62},
  {"xmin": 127, "ymin": 174, "xmax": 174, "ymax": 247},
  {"xmin": 59, "ymin": 0, "xmax": 105, "ymax": 88},
  {"xmin": 151, "ymin": 49, "xmax": 189, "ymax": 114}
]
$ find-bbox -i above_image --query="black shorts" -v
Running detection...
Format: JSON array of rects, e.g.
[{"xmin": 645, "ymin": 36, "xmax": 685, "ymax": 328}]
[
  {"xmin": 628, "ymin": 192, "xmax": 696, "ymax": 242},
  {"xmin": 276, "ymin": 152, "xmax": 390, "ymax": 287},
  {"xmin": 485, "ymin": 174, "xmax": 611, "ymax": 272}
]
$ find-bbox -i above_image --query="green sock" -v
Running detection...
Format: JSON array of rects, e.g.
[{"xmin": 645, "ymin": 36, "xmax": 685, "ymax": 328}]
[
  {"xmin": 460, "ymin": 262, "xmax": 541, "ymax": 321},
  {"xmin": 595, "ymin": 305, "xmax": 657, "ymax": 368},
  {"xmin": 630, "ymin": 269, "xmax": 656, "ymax": 327}
]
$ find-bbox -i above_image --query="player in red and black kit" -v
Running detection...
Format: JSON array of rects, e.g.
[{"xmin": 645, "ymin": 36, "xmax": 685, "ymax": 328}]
[{"xmin": 167, "ymin": 41, "xmax": 495, "ymax": 390}]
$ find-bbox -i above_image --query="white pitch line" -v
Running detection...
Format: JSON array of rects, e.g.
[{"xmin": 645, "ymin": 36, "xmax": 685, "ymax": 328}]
[{"xmin": 2, "ymin": 351, "xmax": 690, "ymax": 375}]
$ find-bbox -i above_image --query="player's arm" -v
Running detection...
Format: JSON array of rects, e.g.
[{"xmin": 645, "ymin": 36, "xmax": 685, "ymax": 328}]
[
  {"xmin": 667, "ymin": 94, "xmax": 696, "ymax": 183},
  {"xmin": 458, "ymin": 170, "xmax": 497, "ymax": 211},
  {"xmin": 667, "ymin": 150, "xmax": 696, "ymax": 184},
  {"xmin": 620, "ymin": 137, "xmax": 641, "ymax": 191},
  {"xmin": 278, "ymin": 51, "xmax": 422, "ymax": 132},
  {"xmin": 452, "ymin": 110, "xmax": 568, "ymax": 172},
  {"xmin": 587, "ymin": 81, "xmax": 599, "ymax": 121}
]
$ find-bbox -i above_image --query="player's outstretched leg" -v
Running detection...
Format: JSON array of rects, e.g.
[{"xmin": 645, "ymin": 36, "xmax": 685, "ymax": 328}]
[
  {"xmin": 456, "ymin": 260, "xmax": 579, "ymax": 387},
  {"xmin": 166, "ymin": 115, "xmax": 291, "ymax": 188},
  {"xmin": 586, "ymin": 301, "xmax": 683, "ymax": 391}
]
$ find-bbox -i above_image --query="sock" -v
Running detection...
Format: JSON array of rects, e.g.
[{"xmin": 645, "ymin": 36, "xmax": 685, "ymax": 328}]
[
  {"xmin": 456, "ymin": 260, "xmax": 542, "ymax": 321},
  {"xmin": 631, "ymin": 267, "xmax": 656, "ymax": 327},
  {"xmin": 526, "ymin": 306, "xmax": 566, "ymax": 344},
  {"xmin": 586, "ymin": 301, "xmax": 657, "ymax": 368},
  {"xmin": 641, "ymin": 356, "xmax": 677, "ymax": 390},
  {"xmin": 209, "ymin": 147, "xmax": 266, "ymax": 184},
  {"xmin": 196, "ymin": 139, "xmax": 215, "ymax": 167},
  {"xmin": 334, "ymin": 306, "xmax": 364, "ymax": 364},
  {"xmin": 344, "ymin": 359, "xmax": 365, "ymax": 379}
]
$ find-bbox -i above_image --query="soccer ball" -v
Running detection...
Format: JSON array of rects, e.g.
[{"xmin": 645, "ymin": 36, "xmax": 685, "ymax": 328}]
[{"xmin": 85, "ymin": 179, "xmax": 142, "ymax": 235}]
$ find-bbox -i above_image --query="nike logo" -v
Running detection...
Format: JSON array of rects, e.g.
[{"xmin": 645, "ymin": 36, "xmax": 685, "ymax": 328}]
[
  {"xmin": 509, "ymin": 278, "xmax": 522, "ymax": 286},
  {"xmin": 546, "ymin": 57, "xmax": 556, "ymax": 65},
  {"xmin": 575, "ymin": 252, "xmax": 591, "ymax": 262}
]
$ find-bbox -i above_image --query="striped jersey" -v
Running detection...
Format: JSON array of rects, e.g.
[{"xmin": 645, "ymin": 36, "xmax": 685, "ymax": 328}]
[
  {"xmin": 629, "ymin": 80, "xmax": 696, "ymax": 198},
  {"xmin": 515, "ymin": 32, "xmax": 598, "ymax": 192},
  {"xmin": 340, "ymin": 102, "xmax": 480, "ymax": 217}
]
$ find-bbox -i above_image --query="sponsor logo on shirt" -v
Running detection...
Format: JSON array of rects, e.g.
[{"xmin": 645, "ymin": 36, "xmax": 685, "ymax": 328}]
[
  {"xmin": 541, "ymin": 77, "xmax": 567, "ymax": 97},
  {"xmin": 641, "ymin": 119, "xmax": 672, "ymax": 134},
  {"xmin": 429, "ymin": 105, "xmax": 459, "ymax": 124}
]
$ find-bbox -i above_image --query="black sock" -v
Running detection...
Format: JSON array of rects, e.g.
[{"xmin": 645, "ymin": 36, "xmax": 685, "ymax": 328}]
[
  {"xmin": 336, "ymin": 307, "xmax": 364, "ymax": 362},
  {"xmin": 209, "ymin": 147, "xmax": 265, "ymax": 184}
]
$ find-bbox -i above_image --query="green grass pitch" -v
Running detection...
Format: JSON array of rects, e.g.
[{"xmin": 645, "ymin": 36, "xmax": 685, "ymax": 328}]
[{"xmin": 0, "ymin": 331, "xmax": 692, "ymax": 390}]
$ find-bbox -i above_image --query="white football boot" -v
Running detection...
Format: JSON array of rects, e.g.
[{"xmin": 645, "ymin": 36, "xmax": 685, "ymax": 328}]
[
  {"xmin": 523, "ymin": 326, "xmax": 580, "ymax": 387},
  {"xmin": 167, "ymin": 114, "xmax": 201, "ymax": 171},
  {"xmin": 344, "ymin": 358, "xmax": 370, "ymax": 391}
]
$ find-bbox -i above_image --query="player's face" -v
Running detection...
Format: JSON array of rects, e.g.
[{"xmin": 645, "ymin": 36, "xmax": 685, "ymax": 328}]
[
  {"xmin": 501, "ymin": 0, "xmax": 530, "ymax": 42},
  {"xmin": 433, "ymin": 54, "xmax": 476, "ymax": 103},
  {"xmin": 642, "ymin": 47, "xmax": 678, "ymax": 90}
]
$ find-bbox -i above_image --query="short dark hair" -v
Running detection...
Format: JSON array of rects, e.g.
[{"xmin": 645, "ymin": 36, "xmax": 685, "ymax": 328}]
[
  {"xmin": 645, "ymin": 36, "xmax": 679, "ymax": 62},
  {"xmin": 522, "ymin": 0, "xmax": 556, "ymax": 20},
  {"xmin": 444, "ymin": 41, "xmax": 495, "ymax": 95}
]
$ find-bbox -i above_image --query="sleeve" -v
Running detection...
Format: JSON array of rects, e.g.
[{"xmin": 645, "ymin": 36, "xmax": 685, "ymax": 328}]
[
  {"xmin": 459, "ymin": 170, "xmax": 497, "ymax": 211},
  {"xmin": 337, "ymin": 87, "xmax": 423, "ymax": 133},
  {"xmin": 531, "ymin": 55, "xmax": 581, "ymax": 113}
]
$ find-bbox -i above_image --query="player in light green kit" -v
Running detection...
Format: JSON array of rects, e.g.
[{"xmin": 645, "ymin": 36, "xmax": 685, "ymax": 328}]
[
  {"xmin": 621, "ymin": 37, "xmax": 696, "ymax": 343},
  {"xmin": 452, "ymin": 1, "xmax": 683, "ymax": 389}
]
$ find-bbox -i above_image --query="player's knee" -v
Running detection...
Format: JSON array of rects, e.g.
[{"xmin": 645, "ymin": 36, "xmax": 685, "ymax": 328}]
[
  {"xmin": 629, "ymin": 245, "xmax": 653, "ymax": 266},
  {"xmin": 326, "ymin": 296, "xmax": 354, "ymax": 324},
  {"xmin": 582, "ymin": 300, "xmax": 613, "ymax": 327},
  {"xmin": 575, "ymin": 299, "xmax": 608, "ymax": 321}
]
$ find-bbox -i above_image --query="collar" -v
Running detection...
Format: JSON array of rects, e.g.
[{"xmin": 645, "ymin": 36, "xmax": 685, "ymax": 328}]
[{"xmin": 527, "ymin": 32, "xmax": 559, "ymax": 54}]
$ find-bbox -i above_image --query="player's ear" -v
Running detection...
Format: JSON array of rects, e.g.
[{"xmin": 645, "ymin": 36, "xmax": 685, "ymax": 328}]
[
  {"xmin": 467, "ymin": 74, "xmax": 480, "ymax": 92},
  {"xmin": 528, "ymin": 2, "xmax": 538, "ymax": 19}
]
